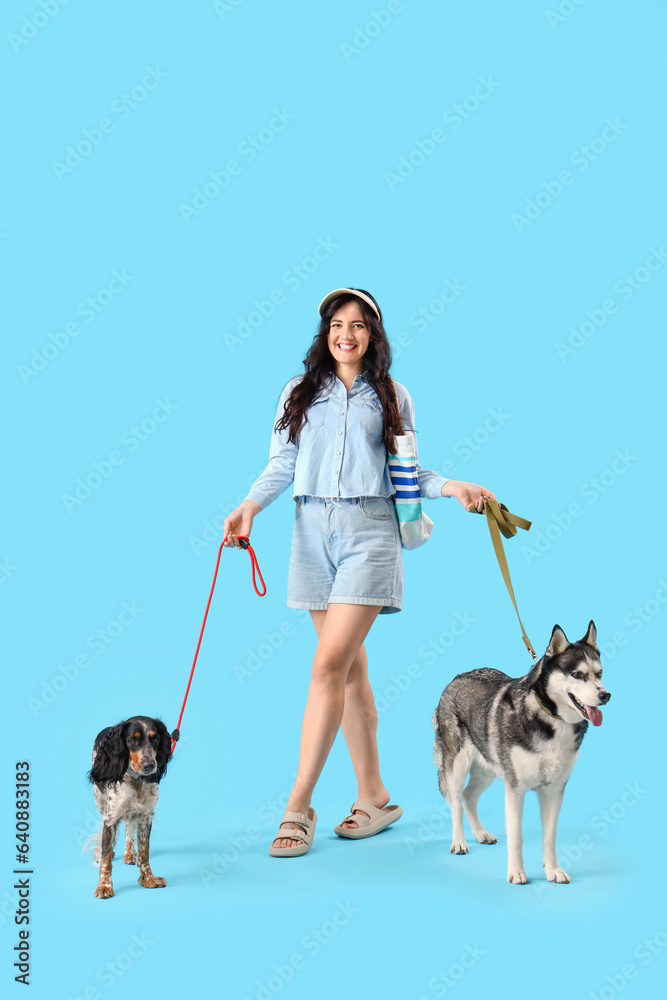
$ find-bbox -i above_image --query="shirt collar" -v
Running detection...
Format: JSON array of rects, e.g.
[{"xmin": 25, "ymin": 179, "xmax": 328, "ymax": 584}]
[{"xmin": 320, "ymin": 371, "xmax": 369, "ymax": 398}]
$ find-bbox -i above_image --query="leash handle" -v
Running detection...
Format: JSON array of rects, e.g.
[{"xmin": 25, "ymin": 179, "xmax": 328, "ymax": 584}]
[
  {"xmin": 237, "ymin": 536, "xmax": 267, "ymax": 596},
  {"xmin": 474, "ymin": 498, "xmax": 537, "ymax": 663},
  {"xmin": 170, "ymin": 535, "xmax": 266, "ymax": 754}
]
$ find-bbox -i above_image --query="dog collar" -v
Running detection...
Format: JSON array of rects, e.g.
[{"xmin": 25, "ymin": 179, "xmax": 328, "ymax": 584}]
[{"xmin": 534, "ymin": 693, "xmax": 563, "ymax": 721}]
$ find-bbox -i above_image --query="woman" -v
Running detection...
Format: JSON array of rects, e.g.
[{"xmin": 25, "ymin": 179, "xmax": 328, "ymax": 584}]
[{"xmin": 223, "ymin": 288, "xmax": 496, "ymax": 856}]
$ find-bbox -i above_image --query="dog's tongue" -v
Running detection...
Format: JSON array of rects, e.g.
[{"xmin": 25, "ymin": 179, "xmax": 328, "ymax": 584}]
[{"xmin": 584, "ymin": 704, "xmax": 603, "ymax": 726}]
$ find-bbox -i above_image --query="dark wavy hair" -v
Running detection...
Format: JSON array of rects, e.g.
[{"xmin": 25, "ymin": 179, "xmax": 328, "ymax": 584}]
[{"xmin": 275, "ymin": 288, "xmax": 403, "ymax": 451}]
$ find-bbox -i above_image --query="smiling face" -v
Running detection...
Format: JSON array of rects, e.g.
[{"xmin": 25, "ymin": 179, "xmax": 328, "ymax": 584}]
[{"xmin": 327, "ymin": 300, "xmax": 371, "ymax": 377}]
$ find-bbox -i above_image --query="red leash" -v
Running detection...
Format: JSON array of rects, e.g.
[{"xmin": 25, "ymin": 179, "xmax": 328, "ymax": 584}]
[{"xmin": 170, "ymin": 536, "xmax": 265, "ymax": 753}]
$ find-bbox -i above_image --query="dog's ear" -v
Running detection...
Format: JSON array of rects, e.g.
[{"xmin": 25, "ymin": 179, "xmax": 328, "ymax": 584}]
[
  {"xmin": 88, "ymin": 723, "xmax": 129, "ymax": 786},
  {"xmin": 154, "ymin": 719, "xmax": 173, "ymax": 782},
  {"xmin": 581, "ymin": 619, "xmax": 598, "ymax": 651},
  {"xmin": 545, "ymin": 624, "xmax": 569, "ymax": 658}
]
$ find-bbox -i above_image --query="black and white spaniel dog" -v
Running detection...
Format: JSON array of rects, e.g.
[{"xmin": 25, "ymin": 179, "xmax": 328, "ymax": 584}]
[{"xmin": 87, "ymin": 716, "xmax": 173, "ymax": 899}]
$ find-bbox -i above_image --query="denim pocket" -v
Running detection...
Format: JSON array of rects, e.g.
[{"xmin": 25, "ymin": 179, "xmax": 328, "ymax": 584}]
[
  {"xmin": 302, "ymin": 398, "xmax": 328, "ymax": 430},
  {"xmin": 359, "ymin": 396, "xmax": 384, "ymax": 439},
  {"xmin": 359, "ymin": 496, "xmax": 393, "ymax": 520}
]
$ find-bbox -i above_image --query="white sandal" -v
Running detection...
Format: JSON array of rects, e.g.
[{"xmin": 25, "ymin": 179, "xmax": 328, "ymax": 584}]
[
  {"xmin": 334, "ymin": 800, "xmax": 403, "ymax": 839},
  {"xmin": 268, "ymin": 808, "xmax": 317, "ymax": 857}
]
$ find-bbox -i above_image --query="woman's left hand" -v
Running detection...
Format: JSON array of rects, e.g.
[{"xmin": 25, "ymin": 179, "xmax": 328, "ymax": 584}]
[{"xmin": 441, "ymin": 479, "xmax": 497, "ymax": 513}]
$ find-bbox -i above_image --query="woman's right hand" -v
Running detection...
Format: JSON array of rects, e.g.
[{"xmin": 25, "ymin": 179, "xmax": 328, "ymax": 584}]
[{"xmin": 223, "ymin": 499, "xmax": 261, "ymax": 548}]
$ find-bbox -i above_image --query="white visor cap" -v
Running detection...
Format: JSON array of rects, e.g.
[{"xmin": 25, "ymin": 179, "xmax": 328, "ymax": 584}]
[{"xmin": 318, "ymin": 288, "xmax": 381, "ymax": 322}]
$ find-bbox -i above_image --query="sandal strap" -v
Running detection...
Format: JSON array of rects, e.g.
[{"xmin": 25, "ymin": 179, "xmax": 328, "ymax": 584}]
[
  {"xmin": 348, "ymin": 801, "xmax": 385, "ymax": 822},
  {"xmin": 339, "ymin": 803, "xmax": 371, "ymax": 827},
  {"xmin": 275, "ymin": 826, "xmax": 306, "ymax": 839},
  {"xmin": 272, "ymin": 831, "xmax": 306, "ymax": 844},
  {"xmin": 279, "ymin": 810, "xmax": 312, "ymax": 829}
]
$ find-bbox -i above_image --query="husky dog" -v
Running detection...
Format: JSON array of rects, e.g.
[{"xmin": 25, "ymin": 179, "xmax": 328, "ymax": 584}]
[{"xmin": 432, "ymin": 621, "xmax": 610, "ymax": 884}]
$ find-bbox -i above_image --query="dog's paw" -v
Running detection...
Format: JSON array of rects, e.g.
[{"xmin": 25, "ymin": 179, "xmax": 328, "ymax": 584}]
[
  {"xmin": 94, "ymin": 884, "xmax": 115, "ymax": 899},
  {"xmin": 545, "ymin": 866, "xmax": 570, "ymax": 883},
  {"xmin": 450, "ymin": 840, "xmax": 469, "ymax": 855},
  {"xmin": 138, "ymin": 875, "xmax": 167, "ymax": 888},
  {"xmin": 475, "ymin": 830, "xmax": 497, "ymax": 845},
  {"xmin": 507, "ymin": 868, "xmax": 528, "ymax": 884},
  {"xmin": 123, "ymin": 851, "xmax": 137, "ymax": 865}
]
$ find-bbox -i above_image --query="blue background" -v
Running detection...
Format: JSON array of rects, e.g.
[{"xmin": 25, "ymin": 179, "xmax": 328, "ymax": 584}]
[{"xmin": 3, "ymin": 1, "xmax": 665, "ymax": 997}]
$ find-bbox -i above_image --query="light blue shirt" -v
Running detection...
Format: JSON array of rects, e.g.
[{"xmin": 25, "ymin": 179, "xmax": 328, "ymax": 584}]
[{"xmin": 245, "ymin": 372, "xmax": 450, "ymax": 511}]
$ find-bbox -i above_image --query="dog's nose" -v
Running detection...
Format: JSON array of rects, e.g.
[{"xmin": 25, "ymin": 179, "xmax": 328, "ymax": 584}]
[{"xmin": 598, "ymin": 690, "xmax": 611, "ymax": 705}]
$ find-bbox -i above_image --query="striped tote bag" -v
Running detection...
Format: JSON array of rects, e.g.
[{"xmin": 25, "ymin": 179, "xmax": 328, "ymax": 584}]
[{"xmin": 387, "ymin": 381, "xmax": 434, "ymax": 550}]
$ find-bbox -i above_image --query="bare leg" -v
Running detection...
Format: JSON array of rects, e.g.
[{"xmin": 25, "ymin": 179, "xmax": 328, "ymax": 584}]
[
  {"xmin": 538, "ymin": 784, "xmax": 570, "ymax": 883},
  {"xmin": 272, "ymin": 603, "xmax": 382, "ymax": 850},
  {"xmin": 305, "ymin": 611, "xmax": 389, "ymax": 828}
]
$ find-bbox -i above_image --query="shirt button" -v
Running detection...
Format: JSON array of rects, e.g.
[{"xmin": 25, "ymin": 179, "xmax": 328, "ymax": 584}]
[
  {"xmin": 336, "ymin": 450, "xmax": 341, "ymax": 455},
  {"xmin": 334, "ymin": 469, "xmax": 339, "ymax": 474},
  {"xmin": 338, "ymin": 430, "xmax": 342, "ymax": 435},
  {"xmin": 339, "ymin": 411, "xmax": 344, "ymax": 416}
]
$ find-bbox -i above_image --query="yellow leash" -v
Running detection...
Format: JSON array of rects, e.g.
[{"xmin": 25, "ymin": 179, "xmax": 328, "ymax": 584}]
[{"xmin": 471, "ymin": 497, "xmax": 538, "ymax": 663}]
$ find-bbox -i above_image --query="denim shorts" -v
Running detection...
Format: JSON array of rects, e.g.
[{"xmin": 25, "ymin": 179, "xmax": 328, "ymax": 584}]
[{"xmin": 286, "ymin": 495, "xmax": 403, "ymax": 615}]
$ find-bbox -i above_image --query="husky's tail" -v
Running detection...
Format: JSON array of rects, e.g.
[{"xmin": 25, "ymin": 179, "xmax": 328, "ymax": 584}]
[{"xmin": 431, "ymin": 710, "xmax": 449, "ymax": 801}]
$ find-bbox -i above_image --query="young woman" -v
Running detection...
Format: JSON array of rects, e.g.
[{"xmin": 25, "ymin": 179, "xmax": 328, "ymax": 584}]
[{"xmin": 223, "ymin": 288, "xmax": 497, "ymax": 856}]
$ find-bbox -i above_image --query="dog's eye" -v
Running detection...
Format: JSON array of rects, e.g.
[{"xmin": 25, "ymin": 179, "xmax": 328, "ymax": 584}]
[{"xmin": 572, "ymin": 671, "xmax": 583, "ymax": 680}]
